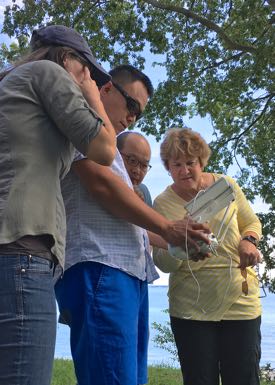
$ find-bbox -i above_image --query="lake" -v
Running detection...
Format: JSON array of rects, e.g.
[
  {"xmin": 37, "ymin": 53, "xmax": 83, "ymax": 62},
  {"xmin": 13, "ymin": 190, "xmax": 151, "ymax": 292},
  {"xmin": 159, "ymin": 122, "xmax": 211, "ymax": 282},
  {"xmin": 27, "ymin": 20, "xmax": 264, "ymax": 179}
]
[{"xmin": 55, "ymin": 285, "xmax": 275, "ymax": 368}]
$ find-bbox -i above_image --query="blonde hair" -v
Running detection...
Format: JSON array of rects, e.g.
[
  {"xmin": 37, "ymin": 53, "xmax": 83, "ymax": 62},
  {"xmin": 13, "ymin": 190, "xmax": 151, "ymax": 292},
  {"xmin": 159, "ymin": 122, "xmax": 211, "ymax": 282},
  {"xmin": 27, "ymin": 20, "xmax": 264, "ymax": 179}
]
[{"xmin": 160, "ymin": 127, "xmax": 211, "ymax": 170}]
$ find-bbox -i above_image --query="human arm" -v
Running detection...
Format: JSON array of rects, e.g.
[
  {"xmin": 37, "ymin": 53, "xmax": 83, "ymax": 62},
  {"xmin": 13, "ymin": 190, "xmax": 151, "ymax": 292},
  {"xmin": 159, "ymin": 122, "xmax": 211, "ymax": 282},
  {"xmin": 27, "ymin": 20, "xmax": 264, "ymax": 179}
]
[
  {"xmin": 67, "ymin": 65, "xmax": 116, "ymax": 165},
  {"xmin": 231, "ymin": 178, "xmax": 262, "ymax": 268},
  {"xmin": 152, "ymin": 195, "xmax": 187, "ymax": 273},
  {"xmin": 72, "ymin": 158, "xmax": 211, "ymax": 248},
  {"xmin": 134, "ymin": 185, "xmax": 167, "ymax": 248},
  {"xmin": 147, "ymin": 231, "xmax": 168, "ymax": 249},
  {"xmin": 32, "ymin": 61, "xmax": 116, "ymax": 166}
]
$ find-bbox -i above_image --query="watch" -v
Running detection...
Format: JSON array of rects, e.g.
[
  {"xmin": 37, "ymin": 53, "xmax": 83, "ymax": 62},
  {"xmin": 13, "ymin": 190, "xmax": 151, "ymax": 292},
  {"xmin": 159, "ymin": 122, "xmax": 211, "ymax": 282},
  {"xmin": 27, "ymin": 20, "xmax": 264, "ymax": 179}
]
[{"xmin": 242, "ymin": 235, "xmax": 258, "ymax": 247}]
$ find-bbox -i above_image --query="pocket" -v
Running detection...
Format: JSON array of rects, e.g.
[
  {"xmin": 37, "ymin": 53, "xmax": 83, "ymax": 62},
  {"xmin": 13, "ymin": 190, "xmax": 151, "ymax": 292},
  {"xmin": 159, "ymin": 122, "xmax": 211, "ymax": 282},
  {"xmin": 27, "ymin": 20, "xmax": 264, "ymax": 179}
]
[
  {"xmin": 88, "ymin": 261, "xmax": 106, "ymax": 295},
  {"xmin": 20, "ymin": 255, "xmax": 54, "ymax": 275}
]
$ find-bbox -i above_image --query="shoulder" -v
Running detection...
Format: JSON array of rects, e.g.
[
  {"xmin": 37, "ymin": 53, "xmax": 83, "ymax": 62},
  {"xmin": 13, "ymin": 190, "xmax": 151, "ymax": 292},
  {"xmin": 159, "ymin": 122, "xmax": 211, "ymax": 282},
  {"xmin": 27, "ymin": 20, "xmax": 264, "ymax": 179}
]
[
  {"xmin": 12, "ymin": 60, "xmax": 64, "ymax": 75},
  {"xmin": 31, "ymin": 60, "xmax": 71, "ymax": 80},
  {"xmin": 139, "ymin": 183, "xmax": 151, "ymax": 197},
  {"xmin": 154, "ymin": 185, "xmax": 173, "ymax": 202},
  {"xmin": 212, "ymin": 173, "xmax": 238, "ymax": 187},
  {"xmin": 138, "ymin": 183, "xmax": 152, "ymax": 206},
  {"xmin": 7, "ymin": 61, "xmax": 72, "ymax": 91},
  {"xmin": 110, "ymin": 150, "xmax": 132, "ymax": 184},
  {"xmin": 153, "ymin": 186, "xmax": 175, "ymax": 210}
]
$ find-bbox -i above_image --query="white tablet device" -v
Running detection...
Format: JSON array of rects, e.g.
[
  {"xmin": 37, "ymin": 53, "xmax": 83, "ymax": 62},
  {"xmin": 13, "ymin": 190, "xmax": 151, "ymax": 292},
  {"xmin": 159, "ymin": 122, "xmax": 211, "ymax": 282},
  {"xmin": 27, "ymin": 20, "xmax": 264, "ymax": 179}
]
[{"xmin": 184, "ymin": 177, "xmax": 235, "ymax": 223}]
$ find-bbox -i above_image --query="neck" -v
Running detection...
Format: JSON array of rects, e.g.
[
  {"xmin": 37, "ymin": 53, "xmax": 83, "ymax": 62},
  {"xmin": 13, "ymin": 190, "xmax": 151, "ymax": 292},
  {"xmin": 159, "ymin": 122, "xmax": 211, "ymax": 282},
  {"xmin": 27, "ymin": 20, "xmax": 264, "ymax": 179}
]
[
  {"xmin": 171, "ymin": 184, "xmax": 199, "ymax": 201},
  {"xmin": 172, "ymin": 173, "xmax": 213, "ymax": 202}
]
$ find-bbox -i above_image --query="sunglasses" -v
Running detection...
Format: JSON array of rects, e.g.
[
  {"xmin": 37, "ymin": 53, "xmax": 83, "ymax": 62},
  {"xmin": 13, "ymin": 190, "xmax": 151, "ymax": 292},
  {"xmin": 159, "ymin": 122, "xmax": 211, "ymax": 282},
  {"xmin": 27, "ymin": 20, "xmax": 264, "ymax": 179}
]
[{"xmin": 112, "ymin": 82, "xmax": 142, "ymax": 121}]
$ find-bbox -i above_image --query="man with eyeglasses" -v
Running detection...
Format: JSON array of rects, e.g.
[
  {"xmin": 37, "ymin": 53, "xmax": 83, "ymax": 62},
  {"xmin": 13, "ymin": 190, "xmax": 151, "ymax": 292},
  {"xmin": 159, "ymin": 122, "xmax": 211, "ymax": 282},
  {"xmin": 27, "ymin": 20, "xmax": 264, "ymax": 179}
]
[
  {"xmin": 55, "ymin": 65, "xmax": 210, "ymax": 385},
  {"xmin": 117, "ymin": 131, "xmax": 153, "ymax": 206}
]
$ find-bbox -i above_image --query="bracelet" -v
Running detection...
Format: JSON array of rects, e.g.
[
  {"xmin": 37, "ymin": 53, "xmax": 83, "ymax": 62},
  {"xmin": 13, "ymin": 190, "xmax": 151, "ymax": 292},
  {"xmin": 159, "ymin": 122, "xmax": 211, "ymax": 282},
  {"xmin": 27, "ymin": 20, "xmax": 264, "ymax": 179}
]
[{"xmin": 242, "ymin": 235, "xmax": 258, "ymax": 247}]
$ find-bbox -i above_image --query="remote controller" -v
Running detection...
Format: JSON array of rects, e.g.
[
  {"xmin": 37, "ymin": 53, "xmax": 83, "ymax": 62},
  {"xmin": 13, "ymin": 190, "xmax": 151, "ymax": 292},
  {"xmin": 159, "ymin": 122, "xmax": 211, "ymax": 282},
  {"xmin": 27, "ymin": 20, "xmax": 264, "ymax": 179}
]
[
  {"xmin": 168, "ymin": 233, "xmax": 219, "ymax": 260},
  {"xmin": 167, "ymin": 177, "xmax": 235, "ymax": 261}
]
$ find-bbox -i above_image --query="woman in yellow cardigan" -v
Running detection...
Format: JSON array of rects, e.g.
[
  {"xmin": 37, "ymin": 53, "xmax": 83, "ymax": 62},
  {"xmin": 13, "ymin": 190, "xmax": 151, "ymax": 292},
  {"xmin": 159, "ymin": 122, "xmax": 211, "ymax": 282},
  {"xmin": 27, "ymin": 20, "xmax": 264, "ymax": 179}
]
[{"xmin": 153, "ymin": 128, "xmax": 262, "ymax": 385}]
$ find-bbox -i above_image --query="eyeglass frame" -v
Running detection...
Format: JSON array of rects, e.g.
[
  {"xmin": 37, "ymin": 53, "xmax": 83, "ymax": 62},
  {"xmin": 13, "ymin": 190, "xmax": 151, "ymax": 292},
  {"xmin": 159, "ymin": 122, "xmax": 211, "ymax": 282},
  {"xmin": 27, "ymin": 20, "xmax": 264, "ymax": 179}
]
[
  {"xmin": 112, "ymin": 82, "xmax": 142, "ymax": 121},
  {"xmin": 120, "ymin": 153, "xmax": 152, "ymax": 173}
]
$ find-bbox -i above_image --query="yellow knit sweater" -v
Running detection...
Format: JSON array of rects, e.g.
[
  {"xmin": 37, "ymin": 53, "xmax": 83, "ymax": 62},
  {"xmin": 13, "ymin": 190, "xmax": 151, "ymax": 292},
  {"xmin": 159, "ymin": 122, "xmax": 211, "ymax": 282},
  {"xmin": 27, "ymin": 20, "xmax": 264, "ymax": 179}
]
[{"xmin": 153, "ymin": 174, "xmax": 262, "ymax": 321}]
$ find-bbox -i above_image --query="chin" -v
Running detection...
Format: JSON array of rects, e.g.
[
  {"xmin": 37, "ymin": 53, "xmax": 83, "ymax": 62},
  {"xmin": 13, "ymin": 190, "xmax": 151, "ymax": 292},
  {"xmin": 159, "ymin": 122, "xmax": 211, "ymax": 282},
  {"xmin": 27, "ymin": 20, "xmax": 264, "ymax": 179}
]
[{"xmin": 116, "ymin": 127, "xmax": 125, "ymax": 135}]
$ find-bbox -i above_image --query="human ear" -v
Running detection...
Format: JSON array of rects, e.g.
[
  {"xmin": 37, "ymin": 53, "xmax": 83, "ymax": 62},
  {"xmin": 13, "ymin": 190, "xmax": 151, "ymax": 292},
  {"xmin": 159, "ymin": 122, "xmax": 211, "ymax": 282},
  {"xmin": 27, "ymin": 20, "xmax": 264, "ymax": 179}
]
[{"xmin": 100, "ymin": 81, "xmax": 112, "ymax": 94}]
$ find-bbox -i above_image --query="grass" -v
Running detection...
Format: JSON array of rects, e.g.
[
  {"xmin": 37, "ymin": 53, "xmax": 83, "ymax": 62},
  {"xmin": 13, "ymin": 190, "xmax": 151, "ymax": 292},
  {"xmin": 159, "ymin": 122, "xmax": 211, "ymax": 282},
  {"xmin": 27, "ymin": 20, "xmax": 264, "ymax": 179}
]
[
  {"xmin": 51, "ymin": 359, "xmax": 275, "ymax": 385},
  {"xmin": 51, "ymin": 359, "xmax": 182, "ymax": 385}
]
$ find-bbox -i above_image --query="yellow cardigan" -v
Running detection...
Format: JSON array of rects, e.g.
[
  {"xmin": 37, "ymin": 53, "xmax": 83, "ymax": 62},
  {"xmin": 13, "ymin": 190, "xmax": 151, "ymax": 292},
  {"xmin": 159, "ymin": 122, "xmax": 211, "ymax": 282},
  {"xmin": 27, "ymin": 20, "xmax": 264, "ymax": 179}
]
[{"xmin": 153, "ymin": 174, "xmax": 262, "ymax": 321}]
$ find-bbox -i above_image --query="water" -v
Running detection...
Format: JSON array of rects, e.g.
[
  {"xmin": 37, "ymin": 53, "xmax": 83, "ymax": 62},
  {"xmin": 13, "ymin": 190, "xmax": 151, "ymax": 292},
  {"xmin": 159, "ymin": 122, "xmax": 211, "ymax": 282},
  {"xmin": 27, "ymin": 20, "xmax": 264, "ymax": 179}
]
[{"xmin": 55, "ymin": 285, "xmax": 275, "ymax": 367}]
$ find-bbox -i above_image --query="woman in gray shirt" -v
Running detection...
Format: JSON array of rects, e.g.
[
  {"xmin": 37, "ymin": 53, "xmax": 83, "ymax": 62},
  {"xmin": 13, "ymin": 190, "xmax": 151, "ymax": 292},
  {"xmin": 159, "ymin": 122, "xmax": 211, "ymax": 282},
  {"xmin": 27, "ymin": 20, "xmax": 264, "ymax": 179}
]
[{"xmin": 0, "ymin": 25, "xmax": 116, "ymax": 385}]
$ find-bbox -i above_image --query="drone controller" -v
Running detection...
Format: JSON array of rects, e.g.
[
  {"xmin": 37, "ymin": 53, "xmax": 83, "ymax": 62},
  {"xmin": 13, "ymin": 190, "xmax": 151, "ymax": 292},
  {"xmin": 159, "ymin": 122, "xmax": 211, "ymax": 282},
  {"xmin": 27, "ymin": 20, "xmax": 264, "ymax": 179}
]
[
  {"xmin": 168, "ymin": 177, "xmax": 235, "ymax": 261},
  {"xmin": 168, "ymin": 233, "xmax": 219, "ymax": 260}
]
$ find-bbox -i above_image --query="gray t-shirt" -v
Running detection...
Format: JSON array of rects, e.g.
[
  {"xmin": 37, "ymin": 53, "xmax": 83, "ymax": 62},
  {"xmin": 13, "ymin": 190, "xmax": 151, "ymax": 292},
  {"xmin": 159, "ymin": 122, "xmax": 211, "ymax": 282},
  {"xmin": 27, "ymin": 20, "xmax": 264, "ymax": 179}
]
[{"xmin": 0, "ymin": 60, "xmax": 102, "ymax": 266}]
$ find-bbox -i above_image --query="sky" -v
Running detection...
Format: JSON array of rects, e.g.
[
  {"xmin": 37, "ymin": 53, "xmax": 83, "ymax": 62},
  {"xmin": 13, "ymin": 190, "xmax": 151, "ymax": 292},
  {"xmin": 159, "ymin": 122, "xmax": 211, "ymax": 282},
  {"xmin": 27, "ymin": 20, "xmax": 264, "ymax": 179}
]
[{"xmin": 0, "ymin": 1, "xmax": 271, "ymax": 285}]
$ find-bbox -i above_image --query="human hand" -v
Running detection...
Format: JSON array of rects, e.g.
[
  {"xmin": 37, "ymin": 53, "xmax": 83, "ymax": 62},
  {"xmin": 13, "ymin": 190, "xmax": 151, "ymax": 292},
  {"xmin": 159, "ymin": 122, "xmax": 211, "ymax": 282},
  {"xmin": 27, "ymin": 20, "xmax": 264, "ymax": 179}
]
[
  {"xmin": 238, "ymin": 239, "xmax": 262, "ymax": 269},
  {"xmin": 68, "ymin": 65, "xmax": 101, "ymax": 106},
  {"xmin": 163, "ymin": 217, "xmax": 211, "ymax": 260}
]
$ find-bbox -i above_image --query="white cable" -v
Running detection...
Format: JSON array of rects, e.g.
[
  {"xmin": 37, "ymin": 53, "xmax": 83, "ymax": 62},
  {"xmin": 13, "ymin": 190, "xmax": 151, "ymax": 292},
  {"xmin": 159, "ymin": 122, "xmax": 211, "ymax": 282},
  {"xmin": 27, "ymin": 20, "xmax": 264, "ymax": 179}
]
[
  {"xmin": 180, "ymin": 188, "xmax": 236, "ymax": 317},
  {"xmin": 181, "ymin": 190, "xmax": 205, "ymax": 319},
  {"xmin": 200, "ymin": 253, "xmax": 233, "ymax": 314},
  {"xmin": 217, "ymin": 208, "xmax": 236, "ymax": 245},
  {"xmin": 216, "ymin": 202, "xmax": 231, "ymax": 240}
]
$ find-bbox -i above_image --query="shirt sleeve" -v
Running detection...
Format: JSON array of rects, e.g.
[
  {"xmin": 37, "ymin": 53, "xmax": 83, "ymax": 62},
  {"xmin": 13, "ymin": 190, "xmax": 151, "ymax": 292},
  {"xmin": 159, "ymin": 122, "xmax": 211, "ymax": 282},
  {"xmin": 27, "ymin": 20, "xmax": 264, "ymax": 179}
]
[
  {"xmin": 227, "ymin": 176, "xmax": 262, "ymax": 239},
  {"xmin": 32, "ymin": 60, "xmax": 102, "ymax": 156}
]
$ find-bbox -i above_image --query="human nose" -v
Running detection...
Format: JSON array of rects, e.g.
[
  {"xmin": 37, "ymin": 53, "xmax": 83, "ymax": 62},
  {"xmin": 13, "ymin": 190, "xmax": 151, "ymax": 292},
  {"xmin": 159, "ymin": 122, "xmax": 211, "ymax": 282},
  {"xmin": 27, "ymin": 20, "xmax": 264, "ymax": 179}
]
[
  {"xmin": 126, "ymin": 112, "xmax": 137, "ymax": 125},
  {"xmin": 180, "ymin": 164, "xmax": 190, "ymax": 173},
  {"xmin": 132, "ymin": 162, "xmax": 142, "ymax": 173}
]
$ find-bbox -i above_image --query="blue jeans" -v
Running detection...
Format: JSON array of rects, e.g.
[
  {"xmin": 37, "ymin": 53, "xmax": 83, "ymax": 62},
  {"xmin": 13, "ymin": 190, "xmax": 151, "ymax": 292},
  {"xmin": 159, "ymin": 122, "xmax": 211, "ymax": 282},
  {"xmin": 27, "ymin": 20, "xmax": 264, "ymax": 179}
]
[
  {"xmin": 55, "ymin": 261, "xmax": 149, "ymax": 385},
  {"xmin": 0, "ymin": 254, "xmax": 57, "ymax": 385}
]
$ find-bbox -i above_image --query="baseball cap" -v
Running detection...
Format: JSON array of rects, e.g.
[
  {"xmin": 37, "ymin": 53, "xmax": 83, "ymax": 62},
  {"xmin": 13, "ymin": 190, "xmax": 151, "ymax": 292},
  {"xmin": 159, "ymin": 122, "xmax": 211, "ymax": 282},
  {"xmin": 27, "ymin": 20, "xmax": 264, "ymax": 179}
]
[{"xmin": 30, "ymin": 25, "xmax": 111, "ymax": 87}]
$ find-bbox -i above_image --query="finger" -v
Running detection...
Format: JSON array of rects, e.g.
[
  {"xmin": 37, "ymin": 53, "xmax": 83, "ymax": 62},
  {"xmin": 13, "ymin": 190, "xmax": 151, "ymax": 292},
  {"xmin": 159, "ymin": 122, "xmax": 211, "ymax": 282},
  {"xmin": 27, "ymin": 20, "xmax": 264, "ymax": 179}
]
[
  {"xmin": 188, "ymin": 230, "xmax": 211, "ymax": 244},
  {"xmin": 83, "ymin": 65, "xmax": 91, "ymax": 79},
  {"xmin": 238, "ymin": 259, "xmax": 249, "ymax": 269},
  {"xmin": 185, "ymin": 237, "xmax": 201, "ymax": 251},
  {"xmin": 191, "ymin": 223, "xmax": 211, "ymax": 233}
]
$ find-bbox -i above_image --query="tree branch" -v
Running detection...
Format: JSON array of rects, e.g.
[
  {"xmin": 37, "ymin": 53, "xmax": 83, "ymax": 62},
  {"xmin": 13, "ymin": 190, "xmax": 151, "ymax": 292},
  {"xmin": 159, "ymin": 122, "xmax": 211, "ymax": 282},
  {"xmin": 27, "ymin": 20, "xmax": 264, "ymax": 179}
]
[
  {"xmin": 144, "ymin": 0, "xmax": 258, "ymax": 53},
  {"xmin": 222, "ymin": 93, "xmax": 274, "ymax": 147},
  {"xmin": 198, "ymin": 52, "xmax": 243, "ymax": 75}
]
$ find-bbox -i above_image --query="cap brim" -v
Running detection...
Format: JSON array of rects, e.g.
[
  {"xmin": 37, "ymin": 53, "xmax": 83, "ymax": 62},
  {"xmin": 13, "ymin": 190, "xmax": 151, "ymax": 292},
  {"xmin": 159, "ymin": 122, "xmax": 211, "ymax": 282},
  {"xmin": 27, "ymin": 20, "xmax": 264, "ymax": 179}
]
[{"xmin": 82, "ymin": 52, "xmax": 111, "ymax": 87}]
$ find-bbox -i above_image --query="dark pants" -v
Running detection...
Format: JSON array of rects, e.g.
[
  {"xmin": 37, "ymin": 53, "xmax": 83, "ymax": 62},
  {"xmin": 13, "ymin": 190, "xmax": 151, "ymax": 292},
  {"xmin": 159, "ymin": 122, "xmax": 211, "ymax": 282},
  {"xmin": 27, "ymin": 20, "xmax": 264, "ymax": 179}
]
[
  {"xmin": 0, "ymin": 255, "xmax": 56, "ymax": 385},
  {"xmin": 170, "ymin": 316, "xmax": 261, "ymax": 385}
]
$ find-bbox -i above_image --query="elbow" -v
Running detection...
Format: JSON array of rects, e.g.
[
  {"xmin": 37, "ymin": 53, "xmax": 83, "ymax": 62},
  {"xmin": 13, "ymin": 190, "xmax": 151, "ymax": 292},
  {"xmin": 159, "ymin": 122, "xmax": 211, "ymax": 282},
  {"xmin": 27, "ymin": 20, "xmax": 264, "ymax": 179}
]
[
  {"xmin": 87, "ymin": 145, "xmax": 116, "ymax": 166},
  {"xmin": 86, "ymin": 133, "xmax": 117, "ymax": 165}
]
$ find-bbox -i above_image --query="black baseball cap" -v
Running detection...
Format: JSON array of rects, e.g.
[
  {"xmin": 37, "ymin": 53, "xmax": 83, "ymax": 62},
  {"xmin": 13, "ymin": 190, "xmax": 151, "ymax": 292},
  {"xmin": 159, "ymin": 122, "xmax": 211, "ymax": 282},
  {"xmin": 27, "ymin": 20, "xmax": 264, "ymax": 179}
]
[{"xmin": 30, "ymin": 25, "xmax": 111, "ymax": 87}]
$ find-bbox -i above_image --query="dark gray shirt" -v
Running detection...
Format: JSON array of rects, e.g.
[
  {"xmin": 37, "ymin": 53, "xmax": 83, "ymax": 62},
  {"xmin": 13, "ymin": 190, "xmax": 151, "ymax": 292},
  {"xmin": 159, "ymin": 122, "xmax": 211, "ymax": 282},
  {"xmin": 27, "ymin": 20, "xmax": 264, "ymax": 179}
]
[{"xmin": 0, "ymin": 60, "xmax": 102, "ymax": 266}]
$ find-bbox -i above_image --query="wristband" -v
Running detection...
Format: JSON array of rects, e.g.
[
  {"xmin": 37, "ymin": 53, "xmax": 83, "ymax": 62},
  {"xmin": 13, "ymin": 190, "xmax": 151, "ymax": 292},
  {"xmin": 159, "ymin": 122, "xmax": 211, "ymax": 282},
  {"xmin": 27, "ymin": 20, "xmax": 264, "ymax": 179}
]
[{"xmin": 242, "ymin": 235, "xmax": 258, "ymax": 247}]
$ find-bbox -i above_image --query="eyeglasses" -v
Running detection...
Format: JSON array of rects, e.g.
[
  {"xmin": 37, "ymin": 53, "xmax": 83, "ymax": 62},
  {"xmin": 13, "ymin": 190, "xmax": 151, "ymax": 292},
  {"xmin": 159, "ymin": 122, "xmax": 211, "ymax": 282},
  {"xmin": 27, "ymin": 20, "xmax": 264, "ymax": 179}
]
[
  {"xmin": 112, "ymin": 82, "xmax": 142, "ymax": 121},
  {"xmin": 170, "ymin": 159, "xmax": 199, "ymax": 170},
  {"xmin": 121, "ymin": 153, "xmax": 152, "ymax": 173}
]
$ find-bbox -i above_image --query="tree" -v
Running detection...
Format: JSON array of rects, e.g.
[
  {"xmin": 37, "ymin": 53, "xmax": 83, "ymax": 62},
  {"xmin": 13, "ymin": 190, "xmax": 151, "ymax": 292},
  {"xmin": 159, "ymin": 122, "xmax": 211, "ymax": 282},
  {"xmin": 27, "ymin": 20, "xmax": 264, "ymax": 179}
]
[{"xmin": 1, "ymin": 0, "xmax": 274, "ymax": 287}]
